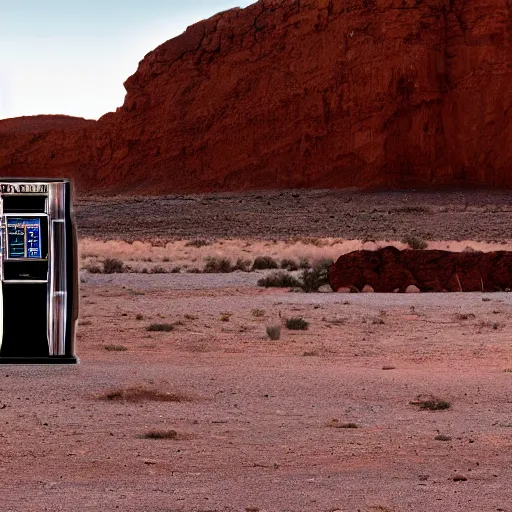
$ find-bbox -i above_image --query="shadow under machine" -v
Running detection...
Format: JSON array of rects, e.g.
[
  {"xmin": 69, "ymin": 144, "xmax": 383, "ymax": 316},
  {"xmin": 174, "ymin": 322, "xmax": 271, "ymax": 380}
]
[{"xmin": 0, "ymin": 179, "xmax": 78, "ymax": 363}]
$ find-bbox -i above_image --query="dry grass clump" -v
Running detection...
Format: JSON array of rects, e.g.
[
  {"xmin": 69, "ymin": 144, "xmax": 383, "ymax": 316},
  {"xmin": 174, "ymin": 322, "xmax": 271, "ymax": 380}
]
[
  {"xmin": 410, "ymin": 395, "xmax": 451, "ymax": 410},
  {"xmin": 104, "ymin": 344, "xmax": 128, "ymax": 352},
  {"xmin": 326, "ymin": 419, "xmax": 360, "ymax": 428},
  {"xmin": 142, "ymin": 429, "xmax": 189, "ymax": 440},
  {"xmin": 257, "ymin": 272, "xmax": 302, "ymax": 288},
  {"xmin": 100, "ymin": 384, "xmax": 193, "ymax": 403},
  {"xmin": 266, "ymin": 324, "xmax": 281, "ymax": 340},
  {"xmin": 252, "ymin": 256, "xmax": 278, "ymax": 270},
  {"xmin": 146, "ymin": 323, "xmax": 174, "ymax": 332},
  {"xmin": 286, "ymin": 317, "xmax": 309, "ymax": 330}
]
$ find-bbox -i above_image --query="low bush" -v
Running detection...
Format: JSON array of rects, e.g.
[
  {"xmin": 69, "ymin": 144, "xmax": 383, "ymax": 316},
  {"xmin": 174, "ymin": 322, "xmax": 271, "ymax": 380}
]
[
  {"xmin": 252, "ymin": 256, "xmax": 278, "ymax": 270},
  {"xmin": 280, "ymin": 258, "xmax": 298, "ymax": 271},
  {"xmin": 146, "ymin": 323, "xmax": 174, "ymax": 332},
  {"xmin": 204, "ymin": 256, "xmax": 233, "ymax": 273},
  {"xmin": 266, "ymin": 324, "xmax": 281, "ymax": 340},
  {"xmin": 402, "ymin": 235, "xmax": 428, "ymax": 250},
  {"xmin": 286, "ymin": 317, "xmax": 309, "ymax": 330},
  {"xmin": 300, "ymin": 259, "xmax": 333, "ymax": 292},
  {"xmin": 103, "ymin": 258, "xmax": 125, "ymax": 274}
]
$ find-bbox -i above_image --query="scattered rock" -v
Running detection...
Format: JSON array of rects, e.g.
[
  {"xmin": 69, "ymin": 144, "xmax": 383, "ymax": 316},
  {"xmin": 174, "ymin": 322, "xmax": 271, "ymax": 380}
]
[
  {"xmin": 453, "ymin": 474, "xmax": 468, "ymax": 482},
  {"xmin": 362, "ymin": 285, "xmax": 375, "ymax": 293},
  {"xmin": 406, "ymin": 285, "xmax": 420, "ymax": 294}
]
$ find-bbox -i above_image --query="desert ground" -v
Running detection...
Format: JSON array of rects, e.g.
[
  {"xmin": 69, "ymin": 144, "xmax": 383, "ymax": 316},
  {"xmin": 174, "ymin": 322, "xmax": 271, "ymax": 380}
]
[{"xmin": 4, "ymin": 189, "xmax": 512, "ymax": 512}]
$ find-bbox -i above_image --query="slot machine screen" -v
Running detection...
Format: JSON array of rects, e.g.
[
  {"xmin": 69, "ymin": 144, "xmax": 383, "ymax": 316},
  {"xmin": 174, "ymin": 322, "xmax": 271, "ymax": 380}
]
[{"xmin": 7, "ymin": 218, "xmax": 42, "ymax": 259}]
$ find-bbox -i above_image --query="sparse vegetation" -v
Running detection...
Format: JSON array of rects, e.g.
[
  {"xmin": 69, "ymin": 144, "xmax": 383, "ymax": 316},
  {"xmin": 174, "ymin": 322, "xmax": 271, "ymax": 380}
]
[
  {"xmin": 300, "ymin": 259, "xmax": 333, "ymax": 292},
  {"xmin": 435, "ymin": 434, "xmax": 452, "ymax": 441},
  {"xmin": 143, "ymin": 429, "xmax": 179, "ymax": 440},
  {"xmin": 326, "ymin": 419, "xmax": 360, "ymax": 429},
  {"xmin": 286, "ymin": 317, "xmax": 309, "ymax": 330},
  {"xmin": 455, "ymin": 313, "xmax": 475, "ymax": 320},
  {"xmin": 410, "ymin": 396, "xmax": 451, "ymax": 410},
  {"xmin": 104, "ymin": 344, "xmax": 127, "ymax": 352},
  {"xmin": 204, "ymin": 256, "xmax": 233, "ymax": 273},
  {"xmin": 257, "ymin": 272, "xmax": 302, "ymax": 288},
  {"xmin": 85, "ymin": 263, "xmax": 102, "ymax": 273},
  {"xmin": 266, "ymin": 324, "xmax": 281, "ymax": 340},
  {"xmin": 298, "ymin": 257, "xmax": 311, "ymax": 269},
  {"xmin": 100, "ymin": 385, "xmax": 192, "ymax": 402},
  {"xmin": 252, "ymin": 256, "xmax": 278, "ymax": 270},
  {"xmin": 234, "ymin": 258, "xmax": 251, "ymax": 272},
  {"xmin": 151, "ymin": 266, "xmax": 167, "ymax": 274},
  {"xmin": 402, "ymin": 235, "xmax": 428, "ymax": 250},
  {"xmin": 146, "ymin": 323, "xmax": 174, "ymax": 332},
  {"xmin": 103, "ymin": 258, "xmax": 125, "ymax": 274},
  {"xmin": 135, "ymin": 314, "xmax": 144, "ymax": 320},
  {"xmin": 184, "ymin": 314, "xmax": 198, "ymax": 320},
  {"xmin": 185, "ymin": 239, "xmax": 211, "ymax": 248},
  {"xmin": 252, "ymin": 309, "xmax": 265, "ymax": 317},
  {"xmin": 220, "ymin": 313, "xmax": 232, "ymax": 322}
]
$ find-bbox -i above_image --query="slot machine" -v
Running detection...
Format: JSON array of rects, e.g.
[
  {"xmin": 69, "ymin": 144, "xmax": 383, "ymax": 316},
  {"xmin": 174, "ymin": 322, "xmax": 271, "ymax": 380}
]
[{"xmin": 0, "ymin": 179, "xmax": 78, "ymax": 363}]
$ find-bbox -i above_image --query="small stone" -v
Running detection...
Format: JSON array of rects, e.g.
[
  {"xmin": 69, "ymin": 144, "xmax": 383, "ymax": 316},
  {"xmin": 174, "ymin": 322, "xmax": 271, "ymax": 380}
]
[
  {"xmin": 318, "ymin": 284, "xmax": 333, "ymax": 293},
  {"xmin": 393, "ymin": 288, "xmax": 400, "ymax": 293},
  {"xmin": 362, "ymin": 285, "xmax": 374, "ymax": 293},
  {"xmin": 336, "ymin": 287, "xmax": 351, "ymax": 293},
  {"xmin": 406, "ymin": 285, "xmax": 420, "ymax": 293},
  {"xmin": 453, "ymin": 474, "xmax": 467, "ymax": 482}
]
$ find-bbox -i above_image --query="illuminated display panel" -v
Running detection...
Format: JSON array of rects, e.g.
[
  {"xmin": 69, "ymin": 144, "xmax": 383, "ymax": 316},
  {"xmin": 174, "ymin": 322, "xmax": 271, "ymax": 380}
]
[{"xmin": 7, "ymin": 218, "xmax": 42, "ymax": 259}]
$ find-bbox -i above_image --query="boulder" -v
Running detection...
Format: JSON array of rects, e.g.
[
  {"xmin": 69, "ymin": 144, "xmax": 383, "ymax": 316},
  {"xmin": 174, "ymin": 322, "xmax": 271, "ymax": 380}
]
[{"xmin": 330, "ymin": 248, "xmax": 512, "ymax": 293}]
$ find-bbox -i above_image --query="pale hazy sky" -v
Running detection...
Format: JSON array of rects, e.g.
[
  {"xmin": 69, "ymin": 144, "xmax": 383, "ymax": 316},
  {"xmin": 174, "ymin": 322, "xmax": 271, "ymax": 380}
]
[{"xmin": 0, "ymin": 1, "xmax": 255, "ymax": 120}]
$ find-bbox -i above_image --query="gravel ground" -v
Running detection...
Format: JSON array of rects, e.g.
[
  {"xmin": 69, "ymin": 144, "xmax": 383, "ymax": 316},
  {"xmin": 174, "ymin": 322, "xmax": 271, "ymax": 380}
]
[{"xmin": 75, "ymin": 189, "xmax": 512, "ymax": 242}]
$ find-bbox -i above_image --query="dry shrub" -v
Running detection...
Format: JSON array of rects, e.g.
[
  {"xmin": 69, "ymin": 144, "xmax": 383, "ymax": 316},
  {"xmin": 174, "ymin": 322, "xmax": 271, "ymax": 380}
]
[
  {"xmin": 280, "ymin": 258, "xmax": 298, "ymax": 271},
  {"xmin": 410, "ymin": 395, "xmax": 451, "ymax": 410},
  {"xmin": 185, "ymin": 239, "xmax": 211, "ymax": 248},
  {"xmin": 146, "ymin": 323, "xmax": 174, "ymax": 332},
  {"xmin": 252, "ymin": 256, "xmax": 278, "ymax": 270},
  {"xmin": 266, "ymin": 325, "xmax": 281, "ymax": 340},
  {"xmin": 103, "ymin": 258, "xmax": 125, "ymax": 274},
  {"xmin": 286, "ymin": 317, "xmax": 309, "ymax": 330},
  {"xmin": 100, "ymin": 384, "xmax": 193, "ymax": 403},
  {"xmin": 326, "ymin": 419, "xmax": 359, "ymax": 428},
  {"xmin": 104, "ymin": 344, "xmax": 128, "ymax": 352},
  {"xmin": 401, "ymin": 235, "xmax": 428, "ymax": 250},
  {"xmin": 143, "ymin": 429, "xmax": 184, "ymax": 440},
  {"xmin": 204, "ymin": 256, "xmax": 233, "ymax": 273}
]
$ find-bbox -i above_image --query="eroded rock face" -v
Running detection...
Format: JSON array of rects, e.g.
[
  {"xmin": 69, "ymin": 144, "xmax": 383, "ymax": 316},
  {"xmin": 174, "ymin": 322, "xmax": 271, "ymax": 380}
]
[
  {"xmin": 329, "ymin": 246, "xmax": 512, "ymax": 292},
  {"xmin": 2, "ymin": 0, "xmax": 512, "ymax": 194}
]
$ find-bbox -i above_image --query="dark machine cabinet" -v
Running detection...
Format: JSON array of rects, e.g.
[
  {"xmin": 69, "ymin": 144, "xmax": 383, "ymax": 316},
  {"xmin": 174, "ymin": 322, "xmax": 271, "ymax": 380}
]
[{"xmin": 0, "ymin": 179, "xmax": 78, "ymax": 363}]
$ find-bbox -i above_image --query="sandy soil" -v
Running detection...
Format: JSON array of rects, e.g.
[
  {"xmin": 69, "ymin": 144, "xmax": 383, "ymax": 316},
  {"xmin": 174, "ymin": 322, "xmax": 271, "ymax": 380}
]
[{"xmin": 5, "ymin": 190, "xmax": 512, "ymax": 511}]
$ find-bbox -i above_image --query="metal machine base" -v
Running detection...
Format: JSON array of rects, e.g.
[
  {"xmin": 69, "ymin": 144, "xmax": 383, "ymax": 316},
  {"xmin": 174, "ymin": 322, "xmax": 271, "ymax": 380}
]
[{"xmin": 0, "ymin": 356, "xmax": 78, "ymax": 364}]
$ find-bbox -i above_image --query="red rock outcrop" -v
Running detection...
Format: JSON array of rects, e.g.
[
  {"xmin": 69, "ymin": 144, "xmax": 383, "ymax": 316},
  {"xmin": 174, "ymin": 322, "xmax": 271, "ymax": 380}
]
[
  {"xmin": 2, "ymin": 0, "xmax": 512, "ymax": 194},
  {"xmin": 329, "ymin": 246, "xmax": 512, "ymax": 292}
]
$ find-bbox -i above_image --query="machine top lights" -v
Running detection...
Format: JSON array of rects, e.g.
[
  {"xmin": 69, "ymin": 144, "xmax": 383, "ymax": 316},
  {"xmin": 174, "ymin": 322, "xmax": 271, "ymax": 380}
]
[{"xmin": 0, "ymin": 178, "xmax": 78, "ymax": 364}]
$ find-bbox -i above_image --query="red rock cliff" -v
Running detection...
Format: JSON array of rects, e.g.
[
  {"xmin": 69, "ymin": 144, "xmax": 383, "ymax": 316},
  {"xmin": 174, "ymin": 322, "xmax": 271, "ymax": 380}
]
[{"xmin": 1, "ymin": 0, "xmax": 512, "ymax": 194}]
